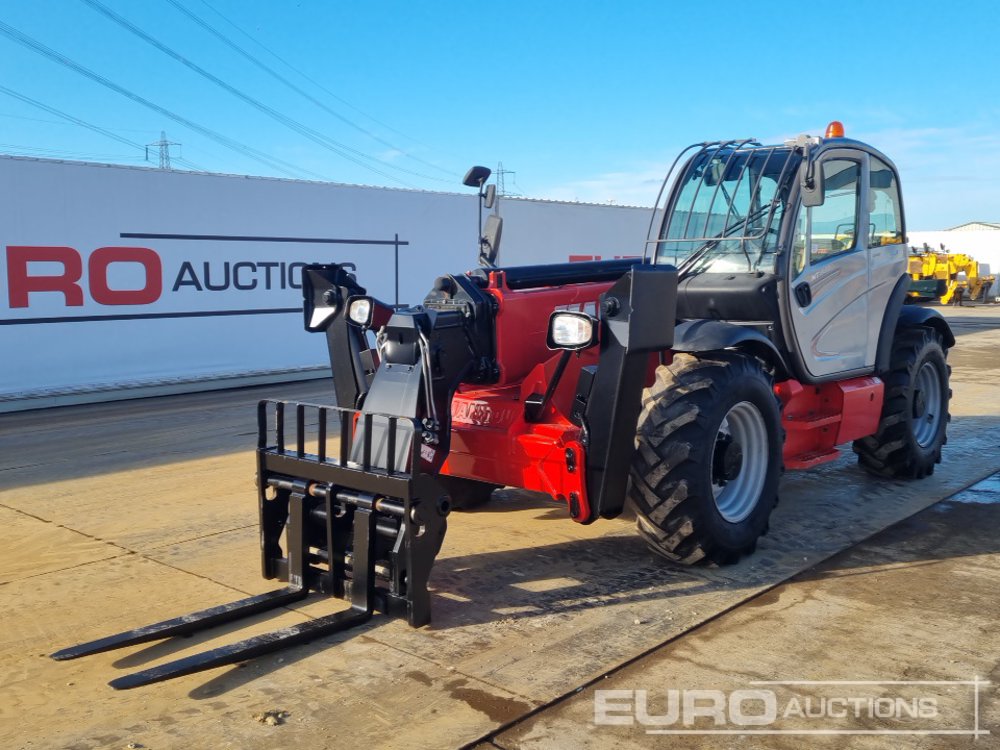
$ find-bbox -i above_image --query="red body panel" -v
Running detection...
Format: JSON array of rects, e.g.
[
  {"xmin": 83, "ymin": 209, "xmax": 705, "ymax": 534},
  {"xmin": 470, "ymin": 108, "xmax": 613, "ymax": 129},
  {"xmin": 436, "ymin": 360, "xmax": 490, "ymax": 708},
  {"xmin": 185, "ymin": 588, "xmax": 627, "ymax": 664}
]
[
  {"xmin": 484, "ymin": 269, "xmax": 612, "ymax": 386},
  {"xmin": 776, "ymin": 376, "xmax": 884, "ymax": 469},
  {"xmin": 443, "ymin": 382, "xmax": 591, "ymax": 520},
  {"xmin": 437, "ymin": 271, "xmax": 887, "ymax": 518},
  {"xmin": 440, "ymin": 272, "xmax": 615, "ymax": 522}
]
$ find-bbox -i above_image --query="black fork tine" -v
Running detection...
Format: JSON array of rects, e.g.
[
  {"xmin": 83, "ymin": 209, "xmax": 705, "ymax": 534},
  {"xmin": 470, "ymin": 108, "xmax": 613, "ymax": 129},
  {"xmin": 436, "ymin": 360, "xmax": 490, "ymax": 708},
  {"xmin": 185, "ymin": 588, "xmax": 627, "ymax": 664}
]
[
  {"xmin": 108, "ymin": 607, "xmax": 372, "ymax": 690},
  {"xmin": 56, "ymin": 399, "xmax": 428, "ymax": 690},
  {"xmin": 50, "ymin": 586, "xmax": 309, "ymax": 661},
  {"xmin": 107, "ymin": 506, "xmax": 378, "ymax": 690}
]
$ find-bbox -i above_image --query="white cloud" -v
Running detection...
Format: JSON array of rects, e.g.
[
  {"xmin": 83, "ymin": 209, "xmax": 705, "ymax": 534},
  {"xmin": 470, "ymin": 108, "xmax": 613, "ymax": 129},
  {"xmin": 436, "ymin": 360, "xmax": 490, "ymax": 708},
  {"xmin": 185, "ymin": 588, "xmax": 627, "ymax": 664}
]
[
  {"xmin": 378, "ymin": 148, "xmax": 405, "ymax": 163},
  {"xmin": 531, "ymin": 125, "xmax": 1000, "ymax": 228},
  {"xmin": 532, "ymin": 161, "xmax": 675, "ymax": 207},
  {"xmin": 856, "ymin": 124, "xmax": 1000, "ymax": 228}
]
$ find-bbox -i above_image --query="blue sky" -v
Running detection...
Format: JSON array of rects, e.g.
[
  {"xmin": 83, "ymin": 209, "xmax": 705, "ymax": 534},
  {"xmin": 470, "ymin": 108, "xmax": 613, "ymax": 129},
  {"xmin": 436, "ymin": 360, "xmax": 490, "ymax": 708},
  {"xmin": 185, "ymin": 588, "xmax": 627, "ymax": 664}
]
[{"xmin": 1, "ymin": 0, "xmax": 998, "ymax": 228}]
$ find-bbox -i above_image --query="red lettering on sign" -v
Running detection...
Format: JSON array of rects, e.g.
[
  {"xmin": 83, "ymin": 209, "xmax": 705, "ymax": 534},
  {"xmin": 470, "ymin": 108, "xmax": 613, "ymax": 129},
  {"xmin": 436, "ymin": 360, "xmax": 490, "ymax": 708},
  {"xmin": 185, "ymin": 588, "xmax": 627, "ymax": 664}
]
[
  {"xmin": 88, "ymin": 247, "xmax": 162, "ymax": 305},
  {"xmin": 5, "ymin": 246, "xmax": 163, "ymax": 308},
  {"xmin": 6, "ymin": 246, "xmax": 84, "ymax": 308}
]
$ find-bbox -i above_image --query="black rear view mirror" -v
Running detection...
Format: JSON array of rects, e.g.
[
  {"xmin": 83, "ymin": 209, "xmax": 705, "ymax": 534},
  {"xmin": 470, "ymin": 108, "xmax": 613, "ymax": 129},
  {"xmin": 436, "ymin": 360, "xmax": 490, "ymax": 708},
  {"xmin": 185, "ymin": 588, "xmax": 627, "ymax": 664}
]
[
  {"xmin": 705, "ymin": 158, "xmax": 724, "ymax": 187},
  {"xmin": 870, "ymin": 167, "xmax": 894, "ymax": 189},
  {"xmin": 463, "ymin": 165, "xmax": 491, "ymax": 188},
  {"xmin": 800, "ymin": 160, "xmax": 824, "ymax": 207},
  {"xmin": 302, "ymin": 265, "xmax": 343, "ymax": 332},
  {"xmin": 480, "ymin": 214, "xmax": 503, "ymax": 268},
  {"xmin": 484, "ymin": 184, "xmax": 496, "ymax": 210}
]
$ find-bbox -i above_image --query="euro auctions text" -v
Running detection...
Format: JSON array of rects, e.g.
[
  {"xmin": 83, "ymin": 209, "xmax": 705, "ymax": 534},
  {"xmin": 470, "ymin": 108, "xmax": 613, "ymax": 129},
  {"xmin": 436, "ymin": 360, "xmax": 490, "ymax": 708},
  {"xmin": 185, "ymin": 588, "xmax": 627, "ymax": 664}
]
[
  {"xmin": 4, "ymin": 245, "xmax": 307, "ymax": 310},
  {"xmin": 594, "ymin": 678, "xmax": 991, "ymax": 738}
]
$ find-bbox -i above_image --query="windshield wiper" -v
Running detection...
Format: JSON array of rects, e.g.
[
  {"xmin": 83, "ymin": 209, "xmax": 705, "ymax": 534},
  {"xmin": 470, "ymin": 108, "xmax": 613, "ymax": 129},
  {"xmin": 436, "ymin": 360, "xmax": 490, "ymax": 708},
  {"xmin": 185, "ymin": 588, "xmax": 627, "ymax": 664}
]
[{"xmin": 674, "ymin": 203, "xmax": 774, "ymax": 280}]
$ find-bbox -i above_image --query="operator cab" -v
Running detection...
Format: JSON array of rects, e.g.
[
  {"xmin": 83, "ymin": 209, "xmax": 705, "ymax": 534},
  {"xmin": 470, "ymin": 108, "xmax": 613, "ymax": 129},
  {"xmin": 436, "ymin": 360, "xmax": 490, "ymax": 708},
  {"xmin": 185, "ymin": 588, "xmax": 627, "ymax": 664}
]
[{"xmin": 649, "ymin": 123, "xmax": 909, "ymax": 382}]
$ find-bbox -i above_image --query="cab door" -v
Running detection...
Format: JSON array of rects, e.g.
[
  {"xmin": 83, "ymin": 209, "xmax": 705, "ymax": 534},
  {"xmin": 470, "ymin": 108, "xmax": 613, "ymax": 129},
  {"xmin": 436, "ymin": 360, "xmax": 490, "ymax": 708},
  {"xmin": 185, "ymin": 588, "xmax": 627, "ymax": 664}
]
[
  {"xmin": 787, "ymin": 150, "xmax": 871, "ymax": 379},
  {"xmin": 865, "ymin": 155, "xmax": 909, "ymax": 365}
]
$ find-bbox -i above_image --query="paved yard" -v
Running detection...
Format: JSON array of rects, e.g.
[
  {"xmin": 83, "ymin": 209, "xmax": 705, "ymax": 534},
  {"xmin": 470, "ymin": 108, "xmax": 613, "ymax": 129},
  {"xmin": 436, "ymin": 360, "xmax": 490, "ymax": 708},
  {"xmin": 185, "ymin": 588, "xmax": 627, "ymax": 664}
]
[{"xmin": 1, "ymin": 305, "xmax": 998, "ymax": 749}]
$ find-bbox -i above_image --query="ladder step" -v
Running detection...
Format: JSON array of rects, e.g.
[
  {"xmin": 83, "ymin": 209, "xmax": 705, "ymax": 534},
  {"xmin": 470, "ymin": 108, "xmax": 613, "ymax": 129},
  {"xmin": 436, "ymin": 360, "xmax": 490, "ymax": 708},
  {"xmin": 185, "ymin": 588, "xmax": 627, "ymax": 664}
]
[
  {"xmin": 785, "ymin": 448, "xmax": 840, "ymax": 470},
  {"xmin": 783, "ymin": 413, "xmax": 841, "ymax": 430}
]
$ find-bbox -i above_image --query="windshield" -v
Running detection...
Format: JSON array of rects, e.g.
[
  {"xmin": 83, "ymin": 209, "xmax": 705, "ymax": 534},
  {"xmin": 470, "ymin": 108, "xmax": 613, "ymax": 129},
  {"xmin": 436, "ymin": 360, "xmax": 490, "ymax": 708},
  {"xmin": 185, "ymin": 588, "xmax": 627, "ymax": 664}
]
[{"xmin": 654, "ymin": 146, "xmax": 800, "ymax": 273}]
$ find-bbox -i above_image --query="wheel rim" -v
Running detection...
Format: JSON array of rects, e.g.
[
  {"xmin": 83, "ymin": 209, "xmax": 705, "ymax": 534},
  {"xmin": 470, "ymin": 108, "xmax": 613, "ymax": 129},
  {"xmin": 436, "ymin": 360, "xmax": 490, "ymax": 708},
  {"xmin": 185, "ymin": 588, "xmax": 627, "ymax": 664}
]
[
  {"xmin": 711, "ymin": 401, "xmax": 769, "ymax": 523},
  {"xmin": 912, "ymin": 361, "xmax": 943, "ymax": 447}
]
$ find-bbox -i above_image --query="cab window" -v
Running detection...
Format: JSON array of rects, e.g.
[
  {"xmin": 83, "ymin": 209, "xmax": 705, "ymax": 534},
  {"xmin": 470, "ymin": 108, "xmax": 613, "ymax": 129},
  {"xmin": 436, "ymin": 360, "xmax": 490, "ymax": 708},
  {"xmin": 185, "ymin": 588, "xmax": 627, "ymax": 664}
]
[
  {"xmin": 870, "ymin": 156, "xmax": 903, "ymax": 246},
  {"xmin": 791, "ymin": 158, "xmax": 861, "ymax": 275}
]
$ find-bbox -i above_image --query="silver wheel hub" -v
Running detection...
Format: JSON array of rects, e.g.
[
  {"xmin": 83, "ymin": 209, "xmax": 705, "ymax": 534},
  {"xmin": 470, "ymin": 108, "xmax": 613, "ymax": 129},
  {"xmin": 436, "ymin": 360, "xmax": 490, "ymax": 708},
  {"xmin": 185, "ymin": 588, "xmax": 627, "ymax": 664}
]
[
  {"xmin": 912, "ymin": 361, "xmax": 943, "ymax": 448},
  {"xmin": 712, "ymin": 401, "xmax": 769, "ymax": 523}
]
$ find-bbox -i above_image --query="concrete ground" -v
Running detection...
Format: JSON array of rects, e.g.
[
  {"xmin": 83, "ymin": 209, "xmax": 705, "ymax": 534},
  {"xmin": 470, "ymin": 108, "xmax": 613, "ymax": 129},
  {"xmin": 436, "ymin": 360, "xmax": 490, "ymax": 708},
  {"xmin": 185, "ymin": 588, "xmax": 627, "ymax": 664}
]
[
  {"xmin": 488, "ymin": 472, "xmax": 1000, "ymax": 750},
  {"xmin": 1, "ymin": 304, "xmax": 998, "ymax": 750}
]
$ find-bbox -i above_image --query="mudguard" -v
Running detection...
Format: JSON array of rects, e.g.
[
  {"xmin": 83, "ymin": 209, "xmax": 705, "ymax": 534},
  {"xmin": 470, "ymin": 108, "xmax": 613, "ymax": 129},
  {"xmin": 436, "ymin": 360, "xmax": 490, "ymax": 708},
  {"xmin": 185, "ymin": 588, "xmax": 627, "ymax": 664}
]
[
  {"xmin": 671, "ymin": 319, "xmax": 791, "ymax": 379},
  {"xmin": 896, "ymin": 305, "xmax": 956, "ymax": 347}
]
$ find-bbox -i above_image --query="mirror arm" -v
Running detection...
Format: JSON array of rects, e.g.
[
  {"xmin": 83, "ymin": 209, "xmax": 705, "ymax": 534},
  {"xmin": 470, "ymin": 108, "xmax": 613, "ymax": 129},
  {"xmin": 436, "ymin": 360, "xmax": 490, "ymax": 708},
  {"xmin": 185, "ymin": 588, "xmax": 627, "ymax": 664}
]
[
  {"xmin": 801, "ymin": 142, "xmax": 815, "ymax": 190},
  {"xmin": 478, "ymin": 193, "xmax": 489, "ymax": 266}
]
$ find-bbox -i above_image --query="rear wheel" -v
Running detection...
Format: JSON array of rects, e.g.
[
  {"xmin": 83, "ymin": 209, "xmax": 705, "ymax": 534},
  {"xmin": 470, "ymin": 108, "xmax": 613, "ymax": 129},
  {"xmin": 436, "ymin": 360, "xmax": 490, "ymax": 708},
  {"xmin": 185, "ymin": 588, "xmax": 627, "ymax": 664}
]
[
  {"xmin": 853, "ymin": 327, "xmax": 950, "ymax": 478},
  {"xmin": 627, "ymin": 352, "xmax": 782, "ymax": 565}
]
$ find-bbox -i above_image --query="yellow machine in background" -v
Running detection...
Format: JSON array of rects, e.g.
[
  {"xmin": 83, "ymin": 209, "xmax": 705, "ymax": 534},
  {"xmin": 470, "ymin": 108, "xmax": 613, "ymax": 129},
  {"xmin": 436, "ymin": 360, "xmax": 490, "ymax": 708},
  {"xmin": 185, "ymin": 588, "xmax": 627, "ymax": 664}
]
[{"xmin": 907, "ymin": 244, "xmax": 996, "ymax": 303}]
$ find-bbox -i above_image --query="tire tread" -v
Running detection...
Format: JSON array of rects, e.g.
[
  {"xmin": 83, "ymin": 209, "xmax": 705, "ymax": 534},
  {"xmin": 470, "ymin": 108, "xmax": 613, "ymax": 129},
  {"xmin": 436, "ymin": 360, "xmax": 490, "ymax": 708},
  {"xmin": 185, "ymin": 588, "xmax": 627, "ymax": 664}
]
[{"xmin": 628, "ymin": 352, "xmax": 780, "ymax": 565}]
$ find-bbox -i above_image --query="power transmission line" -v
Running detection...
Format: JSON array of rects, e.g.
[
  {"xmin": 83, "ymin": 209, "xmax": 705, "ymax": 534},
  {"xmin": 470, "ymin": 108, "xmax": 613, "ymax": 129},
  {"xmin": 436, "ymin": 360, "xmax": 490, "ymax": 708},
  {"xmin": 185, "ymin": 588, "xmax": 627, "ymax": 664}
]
[
  {"xmin": 197, "ymin": 0, "xmax": 445, "ymax": 158},
  {"xmin": 0, "ymin": 20, "xmax": 324, "ymax": 180},
  {"xmin": 0, "ymin": 83, "xmax": 206, "ymax": 171},
  {"xmin": 146, "ymin": 130, "xmax": 180, "ymax": 168},
  {"xmin": 0, "ymin": 110, "xmax": 153, "ymax": 133},
  {"xmin": 165, "ymin": 0, "xmax": 455, "ymax": 178},
  {"xmin": 80, "ymin": 0, "xmax": 446, "ymax": 187},
  {"xmin": 496, "ymin": 162, "xmax": 522, "ymax": 197}
]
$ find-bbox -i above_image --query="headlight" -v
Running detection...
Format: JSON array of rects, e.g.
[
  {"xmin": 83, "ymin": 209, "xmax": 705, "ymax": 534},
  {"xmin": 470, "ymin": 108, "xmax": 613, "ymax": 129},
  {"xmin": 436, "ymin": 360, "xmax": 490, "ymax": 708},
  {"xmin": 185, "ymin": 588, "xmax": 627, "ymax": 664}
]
[
  {"xmin": 547, "ymin": 311, "xmax": 598, "ymax": 350},
  {"xmin": 347, "ymin": 296, "xmax": 374, "ymax": 327}
]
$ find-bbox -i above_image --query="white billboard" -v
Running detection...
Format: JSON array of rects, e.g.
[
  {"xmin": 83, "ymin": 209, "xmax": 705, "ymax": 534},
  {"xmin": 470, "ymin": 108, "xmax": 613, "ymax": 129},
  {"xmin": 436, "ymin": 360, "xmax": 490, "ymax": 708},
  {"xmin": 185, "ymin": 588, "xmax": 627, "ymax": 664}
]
[{"xmin": 0, "ymin": 156, "xmax": 652, "ymax": 410}]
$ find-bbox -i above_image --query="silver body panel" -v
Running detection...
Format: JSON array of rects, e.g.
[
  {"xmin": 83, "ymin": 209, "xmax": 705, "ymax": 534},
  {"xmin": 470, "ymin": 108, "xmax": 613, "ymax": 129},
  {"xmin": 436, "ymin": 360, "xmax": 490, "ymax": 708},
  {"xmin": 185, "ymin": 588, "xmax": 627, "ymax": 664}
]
[{"xmin": 786, "ymin": 147, "xmax": 907, "ymax": 379}]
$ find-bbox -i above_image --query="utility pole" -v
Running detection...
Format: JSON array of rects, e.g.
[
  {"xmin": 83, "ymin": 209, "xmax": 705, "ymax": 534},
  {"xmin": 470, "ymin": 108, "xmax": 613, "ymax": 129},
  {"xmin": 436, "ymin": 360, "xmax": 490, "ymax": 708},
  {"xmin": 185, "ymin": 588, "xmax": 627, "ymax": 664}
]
[
  {"xmin": 496, "ymin": 162, "xmax": 521, "ymax": 198},
  {"xmin": 146, "ymin": 131, "xmax": 180, "ymax": 169}
]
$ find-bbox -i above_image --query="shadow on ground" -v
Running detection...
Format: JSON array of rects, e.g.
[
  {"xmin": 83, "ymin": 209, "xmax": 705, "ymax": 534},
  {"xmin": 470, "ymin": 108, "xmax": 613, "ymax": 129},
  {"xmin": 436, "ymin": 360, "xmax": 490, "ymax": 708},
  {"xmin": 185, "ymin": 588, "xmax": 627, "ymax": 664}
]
[
  {"xmin": 0, "ymin": 380, "xmax": 333, "ymax": 489},
  {"xmin": 100, "ymin": 446, "xmax": 999, "ymax": 701}
]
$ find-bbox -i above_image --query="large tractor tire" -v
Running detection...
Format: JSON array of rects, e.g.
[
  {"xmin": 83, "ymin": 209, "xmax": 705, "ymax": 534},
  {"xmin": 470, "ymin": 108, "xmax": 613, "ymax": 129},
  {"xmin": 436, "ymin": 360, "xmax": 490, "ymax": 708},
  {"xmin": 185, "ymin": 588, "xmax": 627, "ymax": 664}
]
[
  {"xmin": 627, "ymin": 352, "xmax": 782, "ymax": 565},
  {"xmin": 853, "ymin": 327, "xmax": 950, "ymax": 478}
]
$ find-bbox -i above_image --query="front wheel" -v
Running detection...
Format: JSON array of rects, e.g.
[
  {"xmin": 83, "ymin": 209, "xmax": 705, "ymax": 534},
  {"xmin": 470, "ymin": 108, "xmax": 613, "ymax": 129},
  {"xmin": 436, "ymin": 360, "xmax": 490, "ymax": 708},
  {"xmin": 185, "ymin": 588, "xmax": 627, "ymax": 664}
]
[
  {"xmin": 853, "ymin": 327, "xmax": 950, "ymax": 478},
  {"xmin": 627, "ymin": 352, "xmax": 782, "ymax": 565}
]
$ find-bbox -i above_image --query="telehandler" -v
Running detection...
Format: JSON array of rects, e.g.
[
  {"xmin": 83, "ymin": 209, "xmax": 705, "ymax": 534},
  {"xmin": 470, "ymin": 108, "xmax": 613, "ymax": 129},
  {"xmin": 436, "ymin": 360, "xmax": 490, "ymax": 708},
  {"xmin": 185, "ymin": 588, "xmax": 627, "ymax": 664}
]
[
  {"xmin": 54, "ymin": 122, "xmax": 953, "ymax": 688},
  {"xmin": 907, "ymin": 244, "xmax": 995, "ymax": 303}
]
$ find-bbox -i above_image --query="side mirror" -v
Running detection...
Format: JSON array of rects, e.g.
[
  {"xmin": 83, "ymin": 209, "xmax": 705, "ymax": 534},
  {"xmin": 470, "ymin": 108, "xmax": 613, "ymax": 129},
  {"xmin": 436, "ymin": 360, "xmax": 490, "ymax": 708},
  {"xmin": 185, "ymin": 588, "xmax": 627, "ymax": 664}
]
[
  {"xmin": 479, "ymin": 214, "xmax": 503, "ymax": 268},
  {"xmin": 800, "ymin": 160, "xmax": 825, "ymax": 207},
  {"xmin": 303, "ymin": 265, "xmax": 343, "ymax": 332},
  {"xmin": 483, "ymin": 183, "xmax": 496, "ymax": 210},
  {"xmin": 705, "ymin": 158, "xmax": 724, "ymax": 187},
  {"xmin": 870, "ymin": 167, "xmax": 894, "ymax": 189},
  {"xmin": 547, "ymin": 311, "xmax": 598, "ymax": 351},
  {"xmin": 463, "ymin": 165, "xmax": 491, "ymax": 188}
]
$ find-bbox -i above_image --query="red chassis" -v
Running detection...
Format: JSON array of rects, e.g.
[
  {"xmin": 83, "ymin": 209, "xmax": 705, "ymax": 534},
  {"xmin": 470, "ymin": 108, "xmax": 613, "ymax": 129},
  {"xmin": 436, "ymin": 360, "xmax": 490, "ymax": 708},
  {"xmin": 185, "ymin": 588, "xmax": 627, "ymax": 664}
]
[{"xmin": 439, "ymin": 269, "xmax": 885, "ymax": 524}]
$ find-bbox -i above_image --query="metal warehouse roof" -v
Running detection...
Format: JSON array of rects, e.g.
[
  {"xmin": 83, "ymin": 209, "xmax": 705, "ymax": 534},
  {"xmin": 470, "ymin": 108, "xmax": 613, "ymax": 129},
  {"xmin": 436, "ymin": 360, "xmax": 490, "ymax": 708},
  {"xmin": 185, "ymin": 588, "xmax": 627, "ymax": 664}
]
[
  {"xmin": 947, "ymin": 221, "xmax": 1000, "ymax": 231},
  {"xmin": 0, "ymin": 153, "xmax": 653, "ymax": 210}
]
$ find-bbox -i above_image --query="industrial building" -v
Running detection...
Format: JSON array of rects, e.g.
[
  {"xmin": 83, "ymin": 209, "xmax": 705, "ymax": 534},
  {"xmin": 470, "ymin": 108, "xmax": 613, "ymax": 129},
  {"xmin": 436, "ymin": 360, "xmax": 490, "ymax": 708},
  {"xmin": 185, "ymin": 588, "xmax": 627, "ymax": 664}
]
[
  {"xmin": 0, "ymin": 155, "xmax": 650, "ymax": 411},
  {"xmin": 4, "ymin": 153, "xmax": 995, "ymax": 413}
]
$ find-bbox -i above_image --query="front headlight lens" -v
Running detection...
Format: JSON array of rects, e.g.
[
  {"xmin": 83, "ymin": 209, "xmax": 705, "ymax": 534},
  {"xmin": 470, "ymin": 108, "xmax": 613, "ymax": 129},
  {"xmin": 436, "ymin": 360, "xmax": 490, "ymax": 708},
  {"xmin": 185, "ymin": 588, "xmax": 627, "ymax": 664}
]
[
  {"xmin": 548, "ymin": 311, "xmax": 597, "ymax": 350},
  {"xmin": 347, "ymin": 297, "xmax": 373, "ymax": 326}
]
